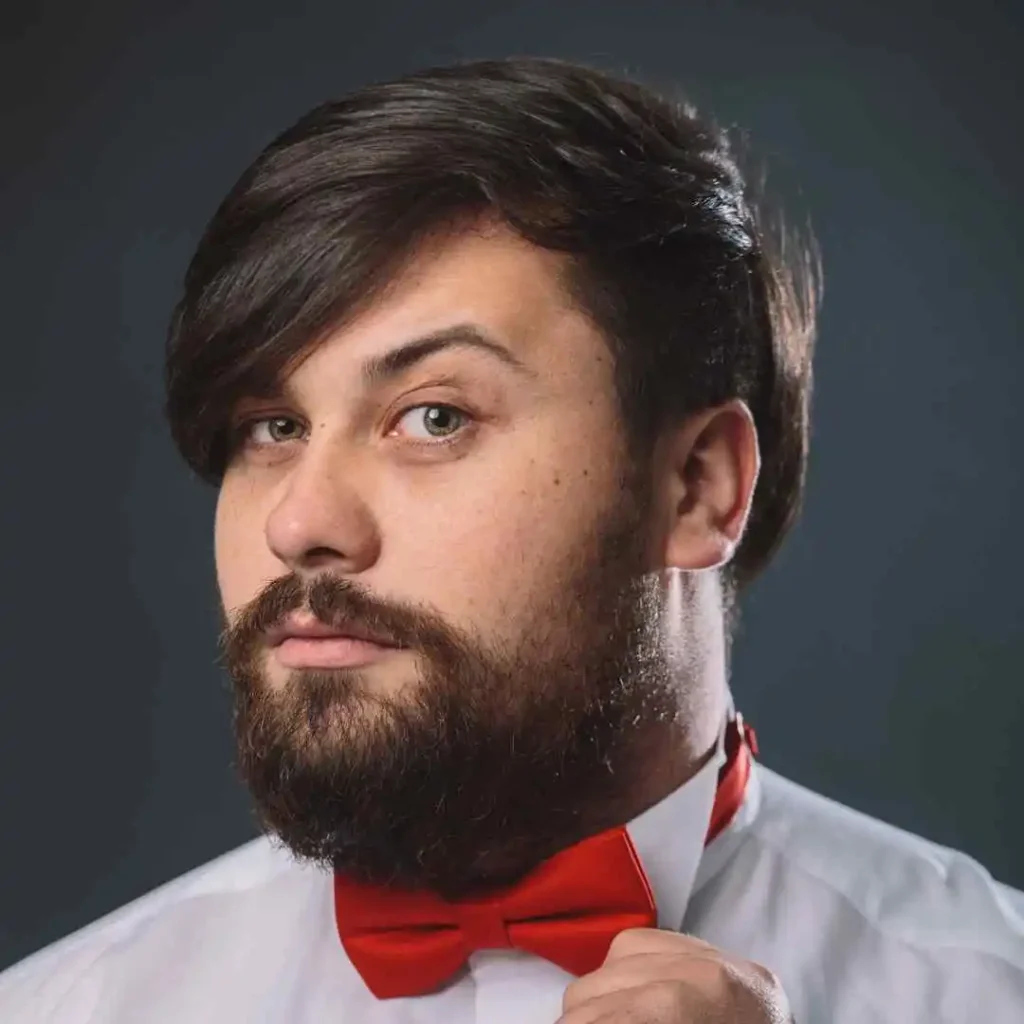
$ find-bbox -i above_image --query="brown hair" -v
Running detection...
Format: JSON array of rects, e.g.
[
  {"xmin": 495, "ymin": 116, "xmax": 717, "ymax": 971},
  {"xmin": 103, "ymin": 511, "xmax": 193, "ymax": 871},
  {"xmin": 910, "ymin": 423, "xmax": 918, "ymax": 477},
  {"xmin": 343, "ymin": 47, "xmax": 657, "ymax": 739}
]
[{"xmin": 164, "ymin": 57, "xmax": 818, "ymax": 590}]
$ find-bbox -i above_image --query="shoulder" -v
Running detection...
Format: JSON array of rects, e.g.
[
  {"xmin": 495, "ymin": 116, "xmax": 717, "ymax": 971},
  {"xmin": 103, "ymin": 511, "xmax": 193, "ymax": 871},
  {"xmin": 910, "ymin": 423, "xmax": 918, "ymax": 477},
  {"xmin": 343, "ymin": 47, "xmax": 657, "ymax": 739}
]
[
  {"xmin": 737, "ymin": 766, "xmax": 1024, "ymax": 1018},
  {"xmin": 753, "ymin": 766, "xmax": 1024, "ymax": 956},
  {"xmin": 0, "ymin": 837, "xmax": 307, "ymax": 1020}
]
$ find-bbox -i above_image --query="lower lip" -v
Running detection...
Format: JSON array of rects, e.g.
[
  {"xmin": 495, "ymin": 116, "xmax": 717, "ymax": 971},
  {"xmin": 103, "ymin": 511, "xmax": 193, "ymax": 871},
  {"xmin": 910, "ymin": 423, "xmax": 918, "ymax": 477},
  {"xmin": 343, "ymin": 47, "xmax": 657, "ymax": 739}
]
[{"xmin": 273, "ymin": 637, "xmax": 396, "ymax": 668}]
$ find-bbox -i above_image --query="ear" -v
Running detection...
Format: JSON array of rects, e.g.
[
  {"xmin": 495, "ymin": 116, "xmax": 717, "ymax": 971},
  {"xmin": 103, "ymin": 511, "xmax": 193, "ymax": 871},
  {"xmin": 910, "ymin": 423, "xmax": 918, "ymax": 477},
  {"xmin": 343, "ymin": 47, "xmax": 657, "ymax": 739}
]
[{"xmin": 651, "ymin": 400, "xmax": 761, "ymax": 572}]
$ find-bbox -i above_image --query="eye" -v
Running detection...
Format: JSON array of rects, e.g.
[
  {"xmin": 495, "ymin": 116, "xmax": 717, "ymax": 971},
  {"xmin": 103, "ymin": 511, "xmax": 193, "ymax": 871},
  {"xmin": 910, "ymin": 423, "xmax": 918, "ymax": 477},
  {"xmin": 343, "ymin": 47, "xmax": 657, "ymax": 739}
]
[
  {"xmin": 393, "ymin": 404, "xmax": 470, "ymax": 440},
  {"xmin": 237, "ymin": 416, "xmax": 305, "ymax": 448}
]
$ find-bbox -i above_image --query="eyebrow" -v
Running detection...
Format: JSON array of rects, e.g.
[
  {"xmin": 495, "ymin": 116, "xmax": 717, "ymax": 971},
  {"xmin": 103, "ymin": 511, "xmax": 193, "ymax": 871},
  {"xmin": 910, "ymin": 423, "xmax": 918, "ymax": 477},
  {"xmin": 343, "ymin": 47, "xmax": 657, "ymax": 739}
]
[
  {"xmin": 359, "ymin": 324, "xmax": 534, "ymax": 388},
  {"xmin": 255, "ymin": 323, "xmax": 534, "ymax": 404}
]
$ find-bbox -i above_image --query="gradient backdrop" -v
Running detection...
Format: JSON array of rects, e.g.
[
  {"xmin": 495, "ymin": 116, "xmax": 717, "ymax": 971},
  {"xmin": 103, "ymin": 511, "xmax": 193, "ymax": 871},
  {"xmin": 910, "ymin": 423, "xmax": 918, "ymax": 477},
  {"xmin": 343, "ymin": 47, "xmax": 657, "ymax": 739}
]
[{"xmin": 2, "ymin": 0, "xmax": 1021, "ymax": 971}]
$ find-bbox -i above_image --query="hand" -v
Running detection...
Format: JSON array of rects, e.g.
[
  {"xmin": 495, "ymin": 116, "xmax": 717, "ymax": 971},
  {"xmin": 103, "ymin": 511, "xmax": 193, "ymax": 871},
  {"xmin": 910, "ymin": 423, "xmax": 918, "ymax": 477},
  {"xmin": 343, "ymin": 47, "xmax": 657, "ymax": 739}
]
[{"xmin": 557, "ymin": 928, "xmax": 792, "ymax": 1023}]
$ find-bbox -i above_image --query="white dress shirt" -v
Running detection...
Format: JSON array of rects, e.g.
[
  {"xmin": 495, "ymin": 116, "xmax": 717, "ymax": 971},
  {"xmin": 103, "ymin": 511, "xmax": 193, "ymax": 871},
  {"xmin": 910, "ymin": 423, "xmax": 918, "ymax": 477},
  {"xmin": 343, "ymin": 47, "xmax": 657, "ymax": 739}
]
[{"xmin": 3, "ymin": 731, "xmax": 1023, "ymax": 1023}]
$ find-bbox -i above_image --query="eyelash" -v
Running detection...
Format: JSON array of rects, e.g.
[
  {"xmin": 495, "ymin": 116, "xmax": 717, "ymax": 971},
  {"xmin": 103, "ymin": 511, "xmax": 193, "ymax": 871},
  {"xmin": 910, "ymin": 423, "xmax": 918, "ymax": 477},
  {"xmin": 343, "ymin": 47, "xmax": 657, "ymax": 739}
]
[{"xmin": 227, "ymin": 403, "xmax": 475, "ymax": 454}]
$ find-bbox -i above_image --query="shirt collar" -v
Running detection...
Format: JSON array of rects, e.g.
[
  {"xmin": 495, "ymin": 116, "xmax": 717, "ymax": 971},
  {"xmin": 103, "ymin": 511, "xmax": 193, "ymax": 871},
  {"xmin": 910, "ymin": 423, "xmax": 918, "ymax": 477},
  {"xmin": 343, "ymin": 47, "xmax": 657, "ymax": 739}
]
[{"xmin": 623, "ymin": 709, "xmax": 758, "ymax": 931}]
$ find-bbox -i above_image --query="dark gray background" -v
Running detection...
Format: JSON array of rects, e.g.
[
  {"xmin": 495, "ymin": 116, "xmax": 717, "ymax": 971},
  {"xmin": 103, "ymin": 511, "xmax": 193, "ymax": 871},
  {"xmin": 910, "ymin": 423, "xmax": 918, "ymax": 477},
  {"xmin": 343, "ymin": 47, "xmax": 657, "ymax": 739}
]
[{"xmin": 1, "ymin": 0, "xmax": 1021, "ymax": 972}]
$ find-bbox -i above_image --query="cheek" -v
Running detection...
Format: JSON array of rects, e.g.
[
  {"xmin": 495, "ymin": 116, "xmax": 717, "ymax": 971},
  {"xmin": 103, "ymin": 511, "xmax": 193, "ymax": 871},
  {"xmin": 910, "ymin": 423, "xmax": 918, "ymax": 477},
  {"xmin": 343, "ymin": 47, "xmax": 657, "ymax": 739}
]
[
  {"xmin": 379, "ymin": 454, "xmax": 610, "ymax": 632},
  {"xmin": 213, "ymin": 489, "xmax": 271, "ymax": 616}
]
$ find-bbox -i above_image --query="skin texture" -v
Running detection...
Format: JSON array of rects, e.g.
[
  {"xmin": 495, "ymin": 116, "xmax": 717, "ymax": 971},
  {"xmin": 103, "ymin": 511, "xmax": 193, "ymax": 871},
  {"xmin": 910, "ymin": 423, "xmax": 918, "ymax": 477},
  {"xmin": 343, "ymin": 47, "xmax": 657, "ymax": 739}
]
[
  {"xmin": 558, "ymin": 929, "xmax": 792, "ymax": 1023},
  {"xmin": 214, "ymin": 216, "xmax": 784, "ymax": 1019}
]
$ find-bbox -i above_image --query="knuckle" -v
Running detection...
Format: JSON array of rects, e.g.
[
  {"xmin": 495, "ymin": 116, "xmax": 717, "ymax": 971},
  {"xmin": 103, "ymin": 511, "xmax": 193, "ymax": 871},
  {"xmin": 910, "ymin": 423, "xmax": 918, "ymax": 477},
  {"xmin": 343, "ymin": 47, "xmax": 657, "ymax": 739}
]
[
  {"xmin": 753, "ymin": 962, "xmax": 783, "ymax": 991},
  {"xmin": 606, "ymin": 928, "xmax": 640, "ymax": 957},
  {"xmin": 722, "ymin": 959, "xmax": 788, "ymax": 1015},
  {"xmin": 740, "ymin": 959, "xmax": 784, "ymax": 1000},
  {"xmin": 722, "ymin": 961, "xmax": 749, "ymax": 992}
]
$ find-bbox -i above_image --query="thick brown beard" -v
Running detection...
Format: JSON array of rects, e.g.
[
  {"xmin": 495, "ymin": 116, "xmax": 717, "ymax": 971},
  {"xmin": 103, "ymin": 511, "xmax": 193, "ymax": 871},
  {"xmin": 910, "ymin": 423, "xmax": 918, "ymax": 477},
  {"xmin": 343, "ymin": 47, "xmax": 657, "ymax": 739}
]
[{"xmin": 219, "ymin": 481, "xmax": 684, "ymax": 898}]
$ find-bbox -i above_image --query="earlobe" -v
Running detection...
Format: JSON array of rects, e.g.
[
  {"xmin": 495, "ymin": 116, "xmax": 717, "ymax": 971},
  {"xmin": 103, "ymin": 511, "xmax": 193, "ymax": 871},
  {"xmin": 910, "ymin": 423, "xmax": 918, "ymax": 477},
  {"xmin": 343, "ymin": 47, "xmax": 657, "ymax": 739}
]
[
  {"xmin": 664, "ymin": 525, "xmax": 738, "ymax": 574},
  {"xmin": 659, "ymin": 401, "xmax": 760, "ymax": 572}
]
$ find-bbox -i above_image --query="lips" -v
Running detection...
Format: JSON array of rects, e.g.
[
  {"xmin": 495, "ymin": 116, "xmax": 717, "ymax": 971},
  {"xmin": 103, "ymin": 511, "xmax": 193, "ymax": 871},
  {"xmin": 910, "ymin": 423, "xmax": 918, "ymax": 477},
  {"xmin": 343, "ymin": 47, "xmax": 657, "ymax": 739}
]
[{"xmin": 267, "ymin": 614, "xmax": 397, "ymax": 649}]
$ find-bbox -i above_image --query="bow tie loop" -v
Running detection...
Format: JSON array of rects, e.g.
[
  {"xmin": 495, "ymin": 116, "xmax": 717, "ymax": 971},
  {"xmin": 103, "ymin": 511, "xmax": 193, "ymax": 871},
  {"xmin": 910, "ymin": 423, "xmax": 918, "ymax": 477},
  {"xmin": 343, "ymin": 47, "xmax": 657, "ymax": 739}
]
[
  {"xmin": 334, "ymin": 826, "xmax": 656, "ymax": 998},
  {"xmin": 335, "ymin": 716, "xmax": 755, "ymax": 999}
]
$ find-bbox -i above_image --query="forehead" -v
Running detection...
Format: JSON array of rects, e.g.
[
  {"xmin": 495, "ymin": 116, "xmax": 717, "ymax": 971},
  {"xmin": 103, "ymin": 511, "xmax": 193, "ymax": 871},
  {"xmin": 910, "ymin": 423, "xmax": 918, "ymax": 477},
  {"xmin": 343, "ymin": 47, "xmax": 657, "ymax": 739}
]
[{"xmin": 278, "ymin": 219, "xmax": 607, "ymax": 395}]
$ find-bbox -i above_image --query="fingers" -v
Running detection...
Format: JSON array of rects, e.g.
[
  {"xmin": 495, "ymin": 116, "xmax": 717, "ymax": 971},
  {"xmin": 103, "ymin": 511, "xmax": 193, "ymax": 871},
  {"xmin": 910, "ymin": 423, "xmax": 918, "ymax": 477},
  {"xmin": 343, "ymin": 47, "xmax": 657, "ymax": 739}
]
[
  {"xmin": 604, "ymin": 928, "xmax": 721, "ymax": 960},
  {"xmin": 558, "ymin": 928, "xmax": 789, "ymax": 1024},
  {"xmin": 564, "ymin": 951, "xmax": 723, "ymax": 1009}
]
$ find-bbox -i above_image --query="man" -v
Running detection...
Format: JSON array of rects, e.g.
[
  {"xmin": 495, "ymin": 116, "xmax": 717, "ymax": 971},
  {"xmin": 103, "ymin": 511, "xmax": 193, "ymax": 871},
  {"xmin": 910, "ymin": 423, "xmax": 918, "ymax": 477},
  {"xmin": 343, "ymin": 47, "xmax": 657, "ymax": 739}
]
[{"xmin": 2, "ymin": 56, "xmax": 1021, "ymax": 1023}]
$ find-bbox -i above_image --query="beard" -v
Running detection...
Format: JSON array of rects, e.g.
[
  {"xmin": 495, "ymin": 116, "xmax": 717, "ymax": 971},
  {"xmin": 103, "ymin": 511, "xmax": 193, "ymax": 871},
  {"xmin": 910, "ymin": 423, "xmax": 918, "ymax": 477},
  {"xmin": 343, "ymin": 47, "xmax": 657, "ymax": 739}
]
[{"xmin": 218, "ymin": 476, "xmax": 687, "ymax": 898}]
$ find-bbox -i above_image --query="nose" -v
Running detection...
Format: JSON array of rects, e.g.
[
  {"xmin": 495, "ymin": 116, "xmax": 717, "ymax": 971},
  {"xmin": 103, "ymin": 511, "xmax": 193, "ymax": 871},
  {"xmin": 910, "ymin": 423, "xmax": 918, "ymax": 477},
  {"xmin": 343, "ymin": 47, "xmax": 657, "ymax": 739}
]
[{"xmin": 264, "ymin": 442, "xmax": 381, "ymax": 576}]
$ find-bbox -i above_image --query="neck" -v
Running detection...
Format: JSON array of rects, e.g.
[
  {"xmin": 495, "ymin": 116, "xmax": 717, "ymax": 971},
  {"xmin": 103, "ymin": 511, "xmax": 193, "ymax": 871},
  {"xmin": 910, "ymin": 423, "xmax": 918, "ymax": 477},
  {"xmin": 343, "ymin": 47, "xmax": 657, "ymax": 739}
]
[{"xmin": 612, "ymin": 568, "xmax": 731, "ymax": 828}]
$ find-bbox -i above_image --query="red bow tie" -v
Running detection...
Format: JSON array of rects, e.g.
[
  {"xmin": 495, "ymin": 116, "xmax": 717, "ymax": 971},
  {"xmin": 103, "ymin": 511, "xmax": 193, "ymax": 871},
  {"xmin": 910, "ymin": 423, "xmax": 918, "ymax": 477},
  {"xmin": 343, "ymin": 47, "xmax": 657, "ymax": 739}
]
[{"xmin": 334, "ymin": 716, "xmax": 757, "ymax": 999}]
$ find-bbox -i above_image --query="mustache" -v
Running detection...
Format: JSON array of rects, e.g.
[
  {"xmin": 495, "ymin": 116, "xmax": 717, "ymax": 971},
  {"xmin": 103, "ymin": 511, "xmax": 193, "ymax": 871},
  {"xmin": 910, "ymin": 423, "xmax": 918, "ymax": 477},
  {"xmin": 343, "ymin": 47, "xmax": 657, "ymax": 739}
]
[{"xmin": 218, "ymin": 572, "xmax": 464, "ymax": 663}]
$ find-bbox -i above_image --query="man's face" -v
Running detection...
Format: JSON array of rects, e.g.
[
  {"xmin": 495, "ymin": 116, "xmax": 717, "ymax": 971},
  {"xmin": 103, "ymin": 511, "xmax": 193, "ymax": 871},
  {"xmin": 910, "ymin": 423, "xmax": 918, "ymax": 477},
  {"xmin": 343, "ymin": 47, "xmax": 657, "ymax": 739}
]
[{"xmin": 214, "ymin": 219, "xmax": 682, "ymax": 895}]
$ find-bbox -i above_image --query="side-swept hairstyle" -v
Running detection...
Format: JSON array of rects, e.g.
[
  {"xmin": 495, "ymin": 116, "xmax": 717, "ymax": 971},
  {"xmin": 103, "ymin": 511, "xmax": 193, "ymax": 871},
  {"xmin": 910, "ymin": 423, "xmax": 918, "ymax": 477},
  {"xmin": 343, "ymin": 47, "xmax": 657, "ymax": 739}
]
[{"xmin": 165, "ymin": 57, "xmax": 817, "ymax": 590}]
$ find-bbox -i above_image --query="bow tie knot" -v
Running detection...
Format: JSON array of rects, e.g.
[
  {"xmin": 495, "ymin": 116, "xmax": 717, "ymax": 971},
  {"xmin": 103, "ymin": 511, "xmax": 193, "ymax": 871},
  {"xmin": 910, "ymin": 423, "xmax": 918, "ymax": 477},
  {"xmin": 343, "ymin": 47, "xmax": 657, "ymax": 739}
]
[{"xmin": 455, "ymin": 898, "xmax": 513, "ymax": 950}]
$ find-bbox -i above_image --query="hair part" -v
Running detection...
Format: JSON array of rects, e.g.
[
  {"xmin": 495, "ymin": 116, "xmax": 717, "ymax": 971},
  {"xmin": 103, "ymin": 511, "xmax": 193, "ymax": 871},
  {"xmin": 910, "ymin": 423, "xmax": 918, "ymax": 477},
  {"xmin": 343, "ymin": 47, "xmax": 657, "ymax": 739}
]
[{"xmin": 164, "ymin": 56, "xmax": 819, "ymax": 592}]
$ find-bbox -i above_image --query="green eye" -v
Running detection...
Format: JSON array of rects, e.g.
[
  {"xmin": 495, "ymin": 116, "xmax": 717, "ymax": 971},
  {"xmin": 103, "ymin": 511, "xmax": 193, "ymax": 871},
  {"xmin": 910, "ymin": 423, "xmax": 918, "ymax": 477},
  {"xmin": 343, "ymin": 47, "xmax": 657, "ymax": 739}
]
[
  {"xmin": 247, "ymin": 417, "xmax": 304, "ymax": 445},
  {"xmin": 396, "ymin": 405, "xmax": 469, "ymax": 439}
]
